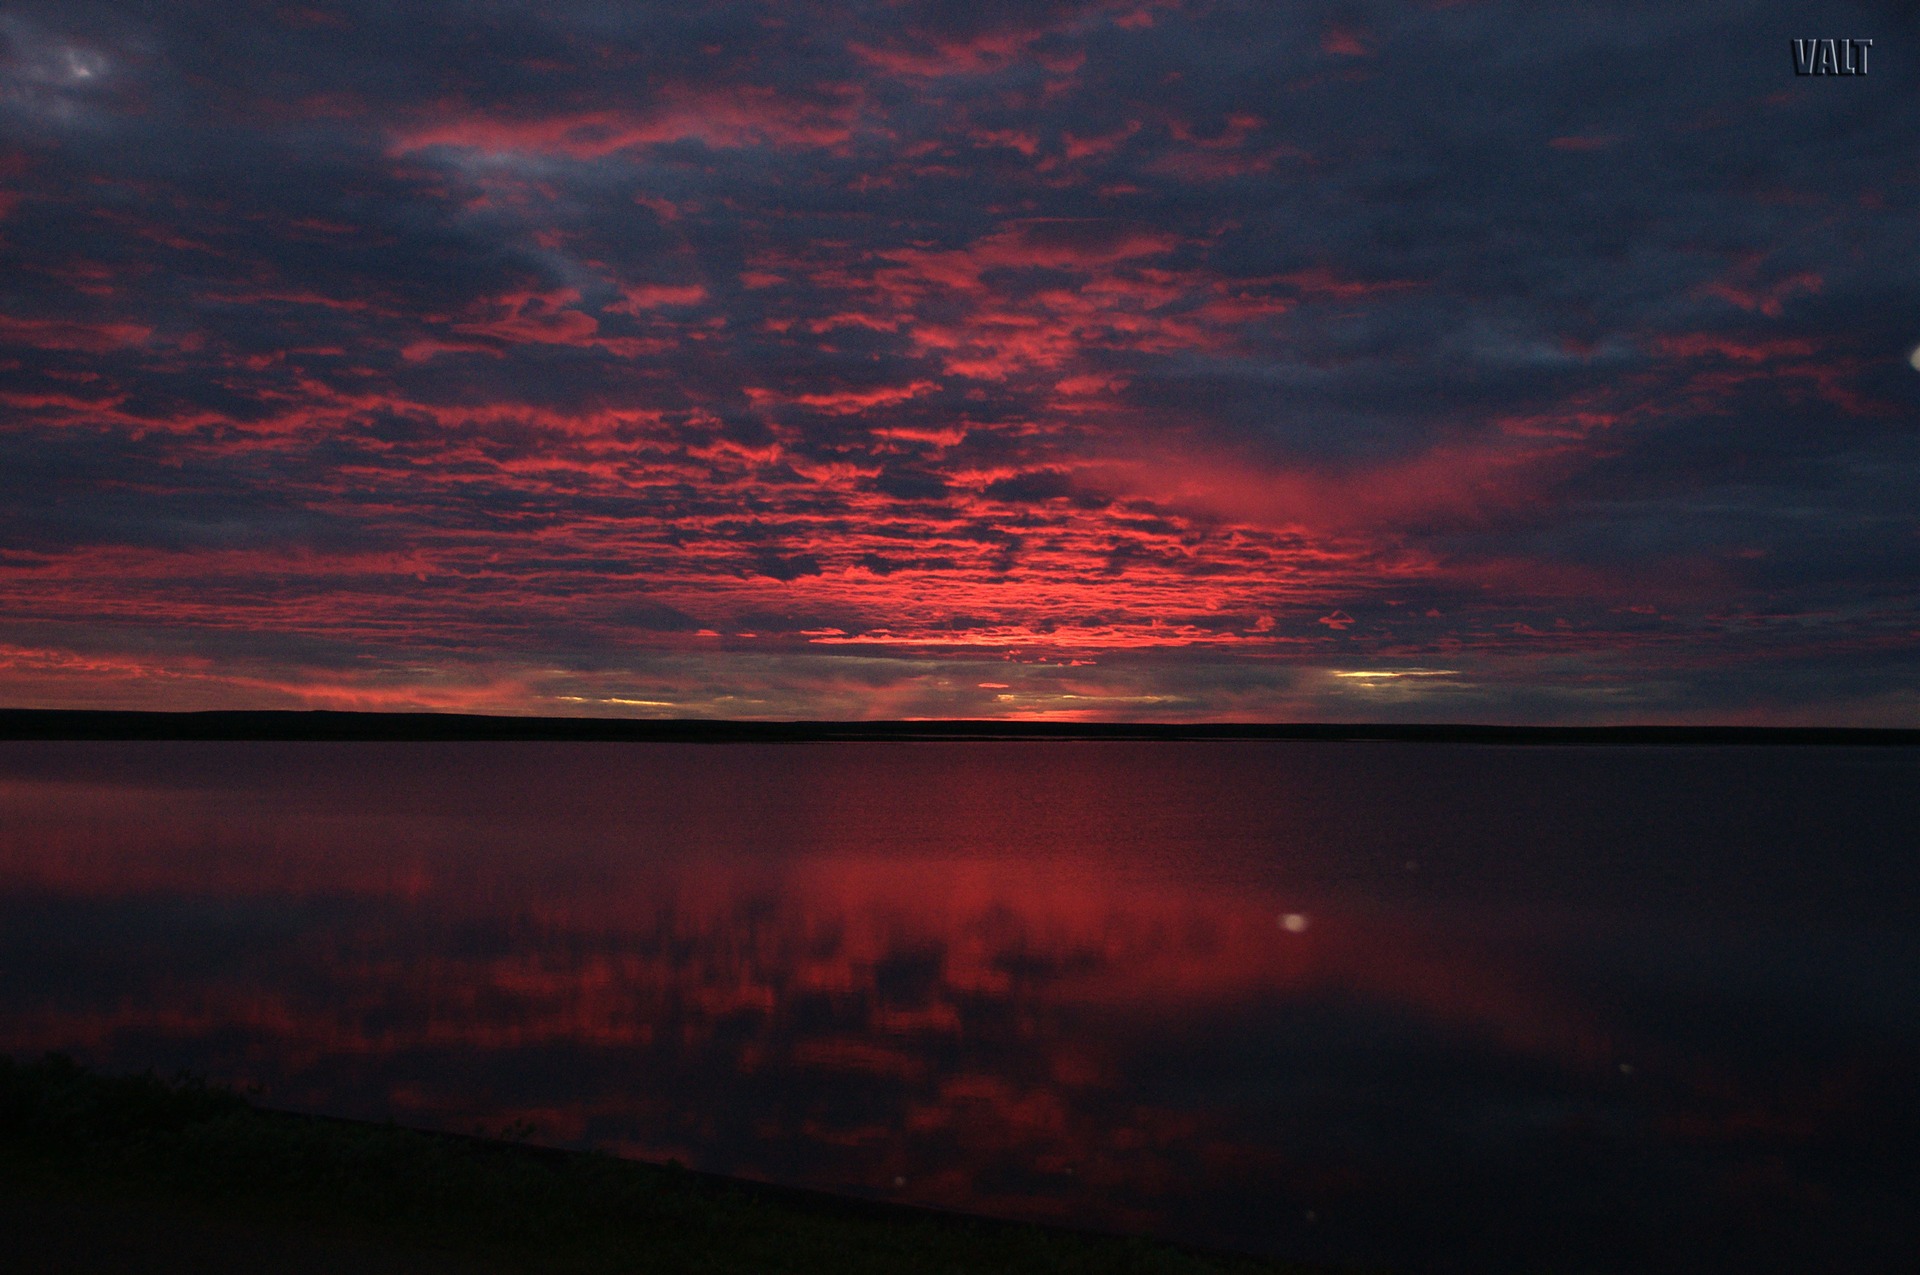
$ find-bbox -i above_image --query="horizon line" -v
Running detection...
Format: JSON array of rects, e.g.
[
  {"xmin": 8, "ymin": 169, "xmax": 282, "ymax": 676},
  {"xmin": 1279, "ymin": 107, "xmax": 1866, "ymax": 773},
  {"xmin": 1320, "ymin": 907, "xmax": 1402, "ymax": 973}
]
[{"xmin": 2, "ymin": 708, "xmax": 1915, "ymax": 746}]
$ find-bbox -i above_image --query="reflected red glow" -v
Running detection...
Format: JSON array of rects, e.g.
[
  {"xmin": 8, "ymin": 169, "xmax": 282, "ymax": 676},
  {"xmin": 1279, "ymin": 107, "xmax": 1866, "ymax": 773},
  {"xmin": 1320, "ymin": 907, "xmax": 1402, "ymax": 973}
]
[
  {"xmin": 1, "ymin": 741, "xmax": 1906, "ymax": 1263},
  {"xmin": 0, "ymin": 743, "xmax": 1599, "ymax": 1223}
]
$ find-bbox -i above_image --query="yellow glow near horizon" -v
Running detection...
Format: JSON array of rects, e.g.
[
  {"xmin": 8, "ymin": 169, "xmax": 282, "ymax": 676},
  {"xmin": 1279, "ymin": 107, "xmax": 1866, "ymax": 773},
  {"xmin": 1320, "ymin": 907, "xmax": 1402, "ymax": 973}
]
[{"xmin": 1331, "ymin": 669, "xmax": 1460, "ymax": 680}]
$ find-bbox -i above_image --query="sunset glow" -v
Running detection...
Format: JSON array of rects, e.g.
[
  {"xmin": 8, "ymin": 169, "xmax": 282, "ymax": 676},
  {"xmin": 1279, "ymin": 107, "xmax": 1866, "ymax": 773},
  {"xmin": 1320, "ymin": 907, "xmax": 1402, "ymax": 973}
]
[{"xmin": 2, "ymin": 3, "xmax": 1915, "ymax": 722}]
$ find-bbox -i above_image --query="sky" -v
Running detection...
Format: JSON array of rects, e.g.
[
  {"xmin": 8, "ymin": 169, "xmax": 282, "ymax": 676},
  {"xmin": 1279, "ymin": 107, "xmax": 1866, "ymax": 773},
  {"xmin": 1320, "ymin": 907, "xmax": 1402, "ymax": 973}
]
[{"xmin": 1, "ymin": 0, "xmax": 1916, "ymax": 723}]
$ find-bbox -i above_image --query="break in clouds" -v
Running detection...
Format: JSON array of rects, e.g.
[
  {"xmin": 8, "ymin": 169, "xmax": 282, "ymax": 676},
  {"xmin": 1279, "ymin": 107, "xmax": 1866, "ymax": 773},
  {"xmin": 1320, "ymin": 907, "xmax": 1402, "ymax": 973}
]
[{"xmin": 1, "ymin": 0, "xmax": 1917, "ymax": 721}]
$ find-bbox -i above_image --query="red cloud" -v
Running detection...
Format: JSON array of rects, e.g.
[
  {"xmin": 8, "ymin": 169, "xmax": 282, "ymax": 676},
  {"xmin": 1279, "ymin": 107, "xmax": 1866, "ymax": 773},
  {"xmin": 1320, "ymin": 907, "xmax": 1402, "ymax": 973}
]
[
  {"xmin": 448, "ymin": 288, "xmax": 599, "ymax": 346},
  {"xmin": 1062, "ymin": 120, "xmax": 1141, "ymax": 162},
  {"xmin": 0, "ymin": 314, "xmax": 153, "ymax": 352},
  {"xmin": 1322, "ymin": 24, "xmax": 1372, "ymax": 57},
  {"xmin": 747, "ymin": 380, "xmax": 939, "ymax": 414},
  {"xmin": 608, "ymin": 282, "xmax": 709, "ymax": 313},
  {"xmin": 1650, "ymin": 334, "xmax": 1819, "ymax": 363},
  {"xmin": 1275, "ymin": 266, "xmax": 1424, "ymax": 301},
  {"xmin": 391, "ymin": 88, "xmax": 856, "ymax": 159},
  {"xmin": 849, "ymin": 29, "xmax": 1037, "ymax": 80},
  {"xmin": 1695, "ymin": 263, "xmax": 1822, "ymax": 318}
]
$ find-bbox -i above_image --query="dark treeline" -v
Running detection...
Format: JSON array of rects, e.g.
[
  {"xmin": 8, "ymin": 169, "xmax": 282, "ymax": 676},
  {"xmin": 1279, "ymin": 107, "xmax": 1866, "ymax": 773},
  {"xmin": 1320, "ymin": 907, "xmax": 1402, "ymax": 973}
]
[{"xmin": 1, "ymin": 709, "xmax": 1915, "ymax": 746}]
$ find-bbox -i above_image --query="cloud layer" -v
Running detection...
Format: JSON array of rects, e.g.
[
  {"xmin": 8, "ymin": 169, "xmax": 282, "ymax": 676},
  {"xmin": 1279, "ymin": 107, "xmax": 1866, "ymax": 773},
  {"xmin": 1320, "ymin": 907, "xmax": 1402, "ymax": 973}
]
[{"xmin": 2, "ymin": 1, "xmax": 1917, "ymax": 721}]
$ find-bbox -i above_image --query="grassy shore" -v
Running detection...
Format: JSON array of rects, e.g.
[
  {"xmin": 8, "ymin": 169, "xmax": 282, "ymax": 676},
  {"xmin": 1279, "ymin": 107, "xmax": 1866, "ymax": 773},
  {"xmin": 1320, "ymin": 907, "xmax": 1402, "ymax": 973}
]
[{"xmin": 1, "ymin": 1055, "xmax": 1340, "ymax": 1274}]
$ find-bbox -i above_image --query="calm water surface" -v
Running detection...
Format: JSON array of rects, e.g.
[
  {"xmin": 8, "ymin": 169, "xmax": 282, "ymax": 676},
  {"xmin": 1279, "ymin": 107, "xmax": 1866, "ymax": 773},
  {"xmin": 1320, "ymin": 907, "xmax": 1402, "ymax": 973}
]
[{"xmin": 1, "ymin": 741, "xmax": 1916, "ymax": 1272}]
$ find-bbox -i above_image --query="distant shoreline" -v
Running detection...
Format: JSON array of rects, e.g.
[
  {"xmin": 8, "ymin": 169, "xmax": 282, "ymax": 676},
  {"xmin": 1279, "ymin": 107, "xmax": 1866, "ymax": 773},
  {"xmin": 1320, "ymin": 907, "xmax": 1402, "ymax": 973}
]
[{"xmin": 0, "ymin": 708, "xmax": 1914, "ymax": 746}]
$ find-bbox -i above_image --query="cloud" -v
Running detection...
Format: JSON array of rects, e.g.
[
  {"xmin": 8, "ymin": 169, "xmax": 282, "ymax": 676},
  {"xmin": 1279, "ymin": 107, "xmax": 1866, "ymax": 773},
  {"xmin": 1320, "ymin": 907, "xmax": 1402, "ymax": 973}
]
[{"xmin": 0, "ymin": 0, "xmax": 1914, "ymax": 722}]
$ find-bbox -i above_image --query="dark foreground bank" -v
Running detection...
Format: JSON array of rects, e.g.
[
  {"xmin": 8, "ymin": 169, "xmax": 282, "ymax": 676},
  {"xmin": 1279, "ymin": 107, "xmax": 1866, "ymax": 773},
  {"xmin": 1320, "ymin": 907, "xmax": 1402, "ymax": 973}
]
[
  {"xmin": 0, "ymin": 1056, "xmax": 1337, "ymax": 1275},
  {"xmin": 1, "ymin": 708, "xmax": 1915, "ymax": 745}
]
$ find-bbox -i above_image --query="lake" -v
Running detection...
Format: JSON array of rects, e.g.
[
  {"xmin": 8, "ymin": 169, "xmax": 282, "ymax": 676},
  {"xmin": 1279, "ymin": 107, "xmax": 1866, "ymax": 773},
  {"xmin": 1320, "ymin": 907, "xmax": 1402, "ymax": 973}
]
[{"xmin": 1, "ymin": 740, "xmax": 1915, "ymax": 1272}]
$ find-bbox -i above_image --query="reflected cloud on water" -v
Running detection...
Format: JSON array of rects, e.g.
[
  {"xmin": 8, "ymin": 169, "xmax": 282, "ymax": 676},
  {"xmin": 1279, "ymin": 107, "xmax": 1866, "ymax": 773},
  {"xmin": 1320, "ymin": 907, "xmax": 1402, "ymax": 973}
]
[{"xmin": 1, "ymin": 741, "xmax": 1916, "ymax": 1272}]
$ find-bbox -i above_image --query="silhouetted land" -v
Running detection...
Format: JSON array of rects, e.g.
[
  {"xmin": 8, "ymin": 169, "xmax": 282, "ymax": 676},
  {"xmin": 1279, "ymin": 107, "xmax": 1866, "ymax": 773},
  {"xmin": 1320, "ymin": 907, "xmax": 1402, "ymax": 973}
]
[
  {"xmin": 1, "ymin": 708, "xmax": 1914, "ymax": 745},
  {"xmin": 0, "ymin": 1056, "xmax": 1336, "ymax": 1275}
]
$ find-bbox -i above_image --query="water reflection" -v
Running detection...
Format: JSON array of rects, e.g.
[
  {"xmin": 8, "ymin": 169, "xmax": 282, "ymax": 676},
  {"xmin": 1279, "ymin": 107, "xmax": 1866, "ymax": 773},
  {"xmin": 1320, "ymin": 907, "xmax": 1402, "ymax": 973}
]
[{"xmin": 1, "ymin": 741, "xmax": 1916, "ymax": 1272}]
